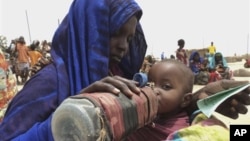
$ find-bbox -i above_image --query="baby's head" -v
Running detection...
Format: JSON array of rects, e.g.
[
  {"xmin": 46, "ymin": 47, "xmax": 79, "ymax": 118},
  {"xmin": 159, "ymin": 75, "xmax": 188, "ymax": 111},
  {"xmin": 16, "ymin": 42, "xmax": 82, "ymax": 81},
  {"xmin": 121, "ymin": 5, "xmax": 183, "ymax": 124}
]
[{"xmin": 148, "ymin": 59, "xmax": 194, "ymax": 117}]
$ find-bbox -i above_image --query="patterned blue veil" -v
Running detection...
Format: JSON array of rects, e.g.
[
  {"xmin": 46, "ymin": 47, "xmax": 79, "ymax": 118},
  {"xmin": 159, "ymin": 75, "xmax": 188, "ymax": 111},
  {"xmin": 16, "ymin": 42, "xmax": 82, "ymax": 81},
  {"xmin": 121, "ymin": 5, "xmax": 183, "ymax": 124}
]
[
  {"xmin": 0, "ymin": 0, "xmax": 147, "ymax": 140},
  {"xmin": 51, "ymin": 0, "xmax": 147, "ymax": 100}
]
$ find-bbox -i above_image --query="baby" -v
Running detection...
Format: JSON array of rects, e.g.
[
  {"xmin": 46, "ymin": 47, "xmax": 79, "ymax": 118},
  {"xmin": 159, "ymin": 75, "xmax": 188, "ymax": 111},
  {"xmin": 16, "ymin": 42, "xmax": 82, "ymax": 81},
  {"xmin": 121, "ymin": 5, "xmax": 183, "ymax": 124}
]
[
  {"xmin": 148, "ymin": 59, "xmax": 194, "ymax": 119},
  {"xmin": 51, "ymin": 59, "xmax": 229, "ymax": 141},
  {"xmin": 126, "ymin": 59, "xmax": 228, "ymax": 141}
]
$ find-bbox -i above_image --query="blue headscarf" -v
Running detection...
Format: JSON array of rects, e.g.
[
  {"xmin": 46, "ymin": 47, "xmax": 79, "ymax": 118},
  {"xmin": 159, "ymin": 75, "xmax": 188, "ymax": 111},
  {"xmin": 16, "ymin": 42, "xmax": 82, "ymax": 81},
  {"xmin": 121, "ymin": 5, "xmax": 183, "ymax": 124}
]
[
  {"xmin": 52, "ymin": 0, "xmax": 146, "ymax": 100},
  {"xmin": 0, "ymin": 0, "xmax": 147, "ymax": 140},
  {"xmin": 189, "ymin": 51, "xmax": 204, "ymax": 74},
  {"xmin": 209, "ymin": 52, "xmax": 228, "ymax": 69}
]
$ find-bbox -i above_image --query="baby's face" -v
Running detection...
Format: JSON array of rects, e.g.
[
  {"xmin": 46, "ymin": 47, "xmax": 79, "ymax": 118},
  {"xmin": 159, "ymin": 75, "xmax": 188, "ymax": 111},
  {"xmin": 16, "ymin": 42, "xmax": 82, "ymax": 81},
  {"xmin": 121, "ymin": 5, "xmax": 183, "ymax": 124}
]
[{"xmin": 148, "ymin": 62, "xmax": 186, "ymax": 115}]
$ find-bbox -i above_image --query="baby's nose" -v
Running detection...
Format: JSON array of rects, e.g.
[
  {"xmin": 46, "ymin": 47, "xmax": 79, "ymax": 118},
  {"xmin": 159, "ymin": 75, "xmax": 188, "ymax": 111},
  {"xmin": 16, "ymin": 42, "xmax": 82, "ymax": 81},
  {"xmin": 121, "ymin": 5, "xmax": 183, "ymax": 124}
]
[{"xmin": 152, "ymin": 87, "xmax": 160, "ymax": 96}]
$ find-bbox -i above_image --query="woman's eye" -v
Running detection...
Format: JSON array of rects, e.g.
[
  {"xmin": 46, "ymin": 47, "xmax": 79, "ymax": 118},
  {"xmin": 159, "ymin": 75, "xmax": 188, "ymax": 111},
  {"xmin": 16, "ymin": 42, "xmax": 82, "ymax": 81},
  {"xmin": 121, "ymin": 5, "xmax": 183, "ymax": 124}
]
[
  {"xmin": 127, "ymin": 35, "xmax": 134, "ymax": 43},
  {"xmin": 112, "ymin": 31, "xmax": 120, "ymax": 37}
]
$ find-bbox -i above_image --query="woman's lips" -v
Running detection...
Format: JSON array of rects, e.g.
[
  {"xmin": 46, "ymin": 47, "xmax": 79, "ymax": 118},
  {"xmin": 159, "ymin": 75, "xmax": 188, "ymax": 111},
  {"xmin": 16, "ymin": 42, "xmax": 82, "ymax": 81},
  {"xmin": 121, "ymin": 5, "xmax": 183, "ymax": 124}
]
[{"xmin": 110, "ymin": 56, "xmax": 122, "ymax": 62}]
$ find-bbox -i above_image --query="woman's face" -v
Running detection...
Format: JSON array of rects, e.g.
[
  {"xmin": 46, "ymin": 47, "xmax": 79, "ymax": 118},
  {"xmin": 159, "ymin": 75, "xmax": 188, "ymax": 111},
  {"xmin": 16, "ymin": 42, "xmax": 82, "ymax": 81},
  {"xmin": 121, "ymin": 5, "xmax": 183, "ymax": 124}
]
[
  {"xmin": 109, "ymin": 16, "xmax": 137, "ymax": 64},
  {"xmin": 215, "ymin": 54, "xmax": 222, "ymax": 62},
  {"xmin": 193, "ymin": 53, "xmax": 200, "ymax": 61}
]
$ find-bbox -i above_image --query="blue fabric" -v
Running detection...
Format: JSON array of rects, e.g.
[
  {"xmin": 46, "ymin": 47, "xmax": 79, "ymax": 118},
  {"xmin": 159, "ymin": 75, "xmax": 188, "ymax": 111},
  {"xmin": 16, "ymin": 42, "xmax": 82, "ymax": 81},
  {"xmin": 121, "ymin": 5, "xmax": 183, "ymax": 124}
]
[
  {"xmin": 209, "ymin": 52, "xmax": 228, "ymax": 69},
  {"xmin": 11, "ymin": 116, "xmax": 54, "ymax": 141},
  {"xmin": 0, "ymin": 0, "xmax": 147, "ymax": 140},
  {"xmin": 189, "ymin": 51, "xmax": 204, "ymax": 74}
]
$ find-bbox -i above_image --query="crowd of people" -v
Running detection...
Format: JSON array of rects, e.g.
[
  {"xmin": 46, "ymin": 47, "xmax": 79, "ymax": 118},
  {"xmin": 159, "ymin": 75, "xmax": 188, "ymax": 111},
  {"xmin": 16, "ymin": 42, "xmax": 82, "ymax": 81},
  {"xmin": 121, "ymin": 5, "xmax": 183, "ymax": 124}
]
[
  {"xmin": 5, "ymin": 37, "xmax": 52, "ymax": 84},
  {"xmin": 141, "ymin": 39, "xmax": 234, "ymax": 85},
  {"xmin": 0, "ymin": 0, "xmax": 249, "ymax": 140},
  {"xmin": 184, "ymin": 40, "xmax": 233, "ymax": 85},
  {"xmin": 0, "ymin": 36, "xmax": 52, "ymax": 122}
]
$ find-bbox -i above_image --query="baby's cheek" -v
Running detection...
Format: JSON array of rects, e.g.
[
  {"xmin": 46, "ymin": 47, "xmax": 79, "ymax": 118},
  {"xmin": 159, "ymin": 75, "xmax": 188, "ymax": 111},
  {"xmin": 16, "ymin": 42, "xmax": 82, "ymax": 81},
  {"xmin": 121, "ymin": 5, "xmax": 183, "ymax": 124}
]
[
  {"xmin": 157, "ymin": 97, "xmax": 166, "ymax": 114},
  {"xmin": 157, "ymin": 98, "xmax": 176, "ymax": 114}
]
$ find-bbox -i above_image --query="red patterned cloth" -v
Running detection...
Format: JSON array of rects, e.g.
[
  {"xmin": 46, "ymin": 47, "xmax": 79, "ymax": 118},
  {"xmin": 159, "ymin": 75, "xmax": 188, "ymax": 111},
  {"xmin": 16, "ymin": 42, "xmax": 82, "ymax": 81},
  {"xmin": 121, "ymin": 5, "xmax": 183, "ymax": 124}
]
[
  {"xmin": 79, "ymin": 86, "xmax": 157, "ymax": 141},
  {"xmin": 0, "ymin": 50, "xmax": 18, "ymax": 122}
]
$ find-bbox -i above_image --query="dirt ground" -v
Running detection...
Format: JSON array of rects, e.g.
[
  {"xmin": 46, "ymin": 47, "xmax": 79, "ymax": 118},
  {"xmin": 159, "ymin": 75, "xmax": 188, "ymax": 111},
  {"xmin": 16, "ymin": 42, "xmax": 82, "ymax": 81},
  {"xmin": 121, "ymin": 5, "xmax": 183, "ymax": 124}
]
[{"xmin": 193, "ymin": 60, "xmax": 250, "ymax": 127}]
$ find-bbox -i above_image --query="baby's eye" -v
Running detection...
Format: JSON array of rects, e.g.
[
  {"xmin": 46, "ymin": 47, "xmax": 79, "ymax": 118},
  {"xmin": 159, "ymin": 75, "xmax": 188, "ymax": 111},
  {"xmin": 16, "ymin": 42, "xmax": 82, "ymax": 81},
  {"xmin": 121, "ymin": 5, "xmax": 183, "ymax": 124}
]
[{"xmin": 161, "ymin": 84, "xmax": 172, "ymax": 90}]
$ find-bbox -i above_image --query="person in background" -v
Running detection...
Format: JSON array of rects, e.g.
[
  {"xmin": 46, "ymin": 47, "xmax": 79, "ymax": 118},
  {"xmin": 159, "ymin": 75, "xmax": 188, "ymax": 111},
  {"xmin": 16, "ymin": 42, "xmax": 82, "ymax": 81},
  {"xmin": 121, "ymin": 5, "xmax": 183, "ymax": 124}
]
[
  {"xmin": 0, "ymin": 47, "xmax": 18, "ymax": 122},
  {"xmin": 170, "ymin": 54, "xmax": 175, "ymax": 59},
  {"xmin": 5, "ymin": 39, "xmax": 17, "ymax": 74},
  {"xmin": 41, "ymin": 40, "xmax": 51, "ymax": 57},
  {"xmin": 244, "ymin": 58, "xmax": 250, "ymax": 68},
  {"xmin": 140, "ymin": 55, "xmax": 155, "ymax": 74},
  {"xmin": 176, "ymin": 39, "xmax": 188, "ymax": 66},
  {"xmin": 161, "ymin": 52, "xmax": 165, "ymax": 60},
  {"xmin": 189, "ymin": 51, "xmax": 210, "ymax": 85},
  {"xmin": 207, "ymin": 41, "xmax": 216, "ymax": 57},
  {"xmin": 29, "ymin": 56, "xmax": 53, "ymax": 77},
  {"xmin": 208, "ymin": 52, "xmax": 233, "ymax": 82},
  {"xmin": 0, "ymin": 0, "xmax": 249, "ymax": 141},
  {"xmin": 28, "ymin": 40, "xmax": 43, "ymax": 68},
  {"xmin": 15, "ymin": 36, "xmax": 30, "ymax": 84}
]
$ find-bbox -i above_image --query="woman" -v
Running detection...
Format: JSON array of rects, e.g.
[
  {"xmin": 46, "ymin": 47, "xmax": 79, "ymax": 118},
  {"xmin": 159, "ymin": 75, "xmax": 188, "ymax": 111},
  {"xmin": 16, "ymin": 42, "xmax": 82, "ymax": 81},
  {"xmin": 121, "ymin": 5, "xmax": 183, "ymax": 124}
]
[
  {"xmin": 0, "ymin": 0, "xmax": 147, "ymax": 140},
  {"xmin": 189, "ymin": 51, "xmax": 210, "ymax": 85},
  {"xmin": 1, "ymin": 0, "xmax": 249, "ymax": 140},
  {"xmin": 209, "ymin": 52, "xmax": 233, "ymax": 81}
]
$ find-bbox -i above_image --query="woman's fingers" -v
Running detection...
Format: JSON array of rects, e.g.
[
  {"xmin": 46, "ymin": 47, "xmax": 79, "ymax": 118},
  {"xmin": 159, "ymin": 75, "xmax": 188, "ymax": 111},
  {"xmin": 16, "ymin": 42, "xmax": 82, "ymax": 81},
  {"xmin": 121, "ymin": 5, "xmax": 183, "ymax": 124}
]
[
  {"xmin": 203, "ymin": 80, "xmax": 249, "ymax": 95},
  {"xmin": 234, "ymin": 91, "xmax": 250, "ymax": 105},
  {"xmin": 216, "ymin": 98, "xmax": 249, "ymax": 119},
  {"xmin": 79, "ymin": 79, "xmax": 121, "ymax": 95},
  {"xmin": 79, "ymin": 76, "xmax": 141, "ymax": 98},
  {"xmin": 112, "ymin": 75, "xmax": 141, "ymax": 95},
  {"xmin": 221, "ymin": 79, "xmax": 249, "ymax": 90},
  {"xmin": 217, "ymin": 105, "xmax": 239, "ymax": 119},
  {"xmin": 203, "ymin": 80, "xmax": 225, "ymax": 95},
  {"xmin": 231, "ymin": 99, "xmax": 248, "ymax": 114}
]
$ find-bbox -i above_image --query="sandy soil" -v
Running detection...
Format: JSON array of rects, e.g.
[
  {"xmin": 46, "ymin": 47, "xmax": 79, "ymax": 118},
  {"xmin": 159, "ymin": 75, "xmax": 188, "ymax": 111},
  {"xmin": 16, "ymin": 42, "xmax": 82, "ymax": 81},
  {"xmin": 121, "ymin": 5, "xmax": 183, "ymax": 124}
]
[{"xmin": 193, "ymin": 60, "xmax": 250, "ymax": 127}]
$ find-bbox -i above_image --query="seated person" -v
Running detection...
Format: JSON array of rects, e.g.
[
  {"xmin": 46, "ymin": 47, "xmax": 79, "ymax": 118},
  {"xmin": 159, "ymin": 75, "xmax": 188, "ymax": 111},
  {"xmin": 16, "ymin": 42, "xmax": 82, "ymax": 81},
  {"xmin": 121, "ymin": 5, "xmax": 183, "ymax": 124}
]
[
  {"xmin": 200, "ymin": 57, "xmax": 209, "ymax": 71},
  {"xmin": 0, "ymin": 50, "xmax": 18, "ymax": 122},
  {"xmin": 208, "ymin": 52, "xmax": 233, "ymax": 82},
  {"xmin": 140, "ymin": 55, "xmax": 155, "ymax": 74},
  {"xmin": 244, "ymin": 59, "xmax": 250, "ymax": 68},
  {"xmin": 189, "ymin": 51, "xmax": 210, "ymax": 85},
  {"xmin": 126, "ymin": 59, "xmax": 230, "ymax": 141}
]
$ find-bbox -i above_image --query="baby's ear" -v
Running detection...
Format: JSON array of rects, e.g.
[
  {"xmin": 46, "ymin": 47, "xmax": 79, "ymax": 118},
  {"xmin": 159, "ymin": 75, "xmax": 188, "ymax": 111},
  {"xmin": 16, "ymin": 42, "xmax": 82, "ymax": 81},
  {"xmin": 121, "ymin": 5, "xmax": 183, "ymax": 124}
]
[{"xmin": 180, "ymin": 93, "xmax": 193, "ymax": 108}]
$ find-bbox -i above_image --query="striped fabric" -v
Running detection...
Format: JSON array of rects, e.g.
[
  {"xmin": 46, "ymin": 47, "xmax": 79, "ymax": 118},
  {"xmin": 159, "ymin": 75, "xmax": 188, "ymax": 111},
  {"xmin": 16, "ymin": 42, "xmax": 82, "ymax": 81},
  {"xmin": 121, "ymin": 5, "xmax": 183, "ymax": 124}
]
[
  {"xmin": 74, "ymin": 86, "xmax": 157, "ymax": 141},
  {"xmin": 0, "ymin": 51, "xmax": 17, "ymax": 122}
]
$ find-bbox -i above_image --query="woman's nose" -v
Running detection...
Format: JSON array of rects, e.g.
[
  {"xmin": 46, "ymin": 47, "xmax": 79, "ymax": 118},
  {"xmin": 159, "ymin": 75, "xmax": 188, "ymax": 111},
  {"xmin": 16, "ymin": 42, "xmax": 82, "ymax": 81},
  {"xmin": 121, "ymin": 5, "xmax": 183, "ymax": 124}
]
[{"xmin": 118, "ymin": 38, "xmax": 129, "ymax": 52}]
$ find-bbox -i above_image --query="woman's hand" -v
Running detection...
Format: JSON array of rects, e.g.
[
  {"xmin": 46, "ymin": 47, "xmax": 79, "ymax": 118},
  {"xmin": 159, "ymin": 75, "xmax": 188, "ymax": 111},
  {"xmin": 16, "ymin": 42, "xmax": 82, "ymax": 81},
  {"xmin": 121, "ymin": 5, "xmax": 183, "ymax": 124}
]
[
  {"xmin": 195, "ymin": 79, "xmax": 250, "ymax": 119},
  {"xmin": 79, "ymin": 75, "xmax": 141, "ymax": 98}
]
